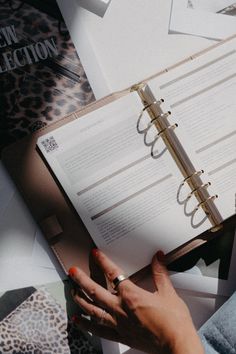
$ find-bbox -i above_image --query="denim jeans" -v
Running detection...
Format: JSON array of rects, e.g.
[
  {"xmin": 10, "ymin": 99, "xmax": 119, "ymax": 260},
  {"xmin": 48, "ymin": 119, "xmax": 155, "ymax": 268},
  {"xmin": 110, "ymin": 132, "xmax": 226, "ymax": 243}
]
[{"xmin": 199, "ymin": 292, "xmax": 236, "ymax": 353}]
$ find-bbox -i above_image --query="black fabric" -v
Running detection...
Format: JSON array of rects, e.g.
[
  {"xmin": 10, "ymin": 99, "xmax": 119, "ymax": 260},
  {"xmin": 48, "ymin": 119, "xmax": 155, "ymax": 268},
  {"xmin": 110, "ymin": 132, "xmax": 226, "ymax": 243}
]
[
  {"xmin": 7, "ymin": 0, "xmax": 64, "ymax": 20},
  {"xmin": 0, "ymin": 287, "xmax": 36, "ymax": 321}
]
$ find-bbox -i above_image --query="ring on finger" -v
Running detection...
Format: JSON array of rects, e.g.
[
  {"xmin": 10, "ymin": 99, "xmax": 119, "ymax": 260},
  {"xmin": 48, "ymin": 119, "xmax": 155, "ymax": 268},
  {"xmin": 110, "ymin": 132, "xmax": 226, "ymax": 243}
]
[
  {"xmin": 98, "ymin": 308, "xmax": 107, "ymax": 325},
  {"xmin": 111, "ymin": 274, "xmax": 128, "ymax": 290}
]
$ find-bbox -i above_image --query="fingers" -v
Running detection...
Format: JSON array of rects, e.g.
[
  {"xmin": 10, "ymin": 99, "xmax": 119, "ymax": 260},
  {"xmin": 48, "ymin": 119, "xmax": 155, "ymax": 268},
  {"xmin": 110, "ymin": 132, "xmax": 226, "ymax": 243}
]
[
  {"xmin": 151, "ymin": 251, "xmax": 175, "ymax": 295},
  {"xmin": 72, "ymin": 289, "xmax": 117, "ymax": 327},
  {"xmin": 89, "ymin": 251, "xmax": 107, "ymax": 289},
  {"xmin": 69, "ymin": 266, "xmax": 119, "ymax": 312},
  {"xmin": 73, "ymin": 315, "xmax": 121, "ymax": 343},
  {"xmin": 92, "ymin": 249, "xmax": 136, "ymax": 294}
]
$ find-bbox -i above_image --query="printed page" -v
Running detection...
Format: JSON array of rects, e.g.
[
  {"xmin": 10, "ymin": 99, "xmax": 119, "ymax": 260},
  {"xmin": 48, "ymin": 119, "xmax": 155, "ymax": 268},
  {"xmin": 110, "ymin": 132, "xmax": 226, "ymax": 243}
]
[
  {"xmin": 37, "ymin": 93, "xmax": 211, "ymax": 276},
  {"xmin": 149, "ymin": 36, "xmax": 236, "ymax": 222}
]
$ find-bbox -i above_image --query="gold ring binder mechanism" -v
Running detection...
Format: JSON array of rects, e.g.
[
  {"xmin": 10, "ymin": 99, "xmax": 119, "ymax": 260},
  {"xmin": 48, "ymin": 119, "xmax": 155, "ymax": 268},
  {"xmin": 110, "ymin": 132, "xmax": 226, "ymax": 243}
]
[
  {"xmin": 132, "ymin": 83, "xmax": 223, "ymax": 232},
  {"xmin": 187, "ymin": 182, "xmax": 211, "ymax": 200}
]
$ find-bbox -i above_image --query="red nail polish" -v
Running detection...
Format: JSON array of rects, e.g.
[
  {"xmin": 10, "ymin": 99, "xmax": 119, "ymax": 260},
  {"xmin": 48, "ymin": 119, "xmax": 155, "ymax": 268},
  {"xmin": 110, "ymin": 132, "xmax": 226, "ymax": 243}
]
[
  {"xmin": 156, "ymin": 250, "xmax": 165, "ymax": 262},
  {"xmin": 71, "ymin": 314, "xmax": 79, "ymax": 323},
  {"xmin": 68, "ymin": 267, "xmax": 77, "ymax": 278},
  {"xmin": 91, "ymin": 248, "xmax": 99, "ymax": 258}
]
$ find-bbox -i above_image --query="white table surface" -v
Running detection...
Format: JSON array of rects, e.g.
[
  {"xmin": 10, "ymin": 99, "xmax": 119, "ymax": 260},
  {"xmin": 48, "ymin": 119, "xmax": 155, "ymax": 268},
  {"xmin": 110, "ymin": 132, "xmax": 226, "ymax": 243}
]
[{"xmin": 55, "ymin": 1, "xmax": 230, "ymax": 353}]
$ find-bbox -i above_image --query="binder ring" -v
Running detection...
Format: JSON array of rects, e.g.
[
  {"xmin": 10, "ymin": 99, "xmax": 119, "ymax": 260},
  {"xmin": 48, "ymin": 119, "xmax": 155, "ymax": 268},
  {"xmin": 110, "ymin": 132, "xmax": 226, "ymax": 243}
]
[
  {"xmin": 144, "ymin": 114, "xmax": 174, "ymax": 146},
  {"xmin": 138, "ymin": 108, "xmax": 171, "ymax": 135},
  {"xmin": 187, "ymin": 182, "xmax": 211, "ymax": 200},
  {"xmin": 151, "ymin": 111, "xmax": 171, "ymax": 124},
  {"xmin": 144, "ymin": 120, "xmax": 161, "ymax": 146},
  {"xmin": 181, "ymin": 170, "xmax": 204, "ymax": 186},
  {"xmin": 143, "ymin": 98, "xmax": 164, "ymax": 112},
  {"xmin": 157, "ymin": 123, "xmax": 178, "ymax": 137},
  {"xmin": 138, "ymin": 99, "xmax": 165, "ymax": 123},
  {"xmin": 145, "ymin": 111, "xmax": 172, "ymax": 133},
  {"xmin": 195, "ymin": 195, "xmax": 218, "ymax": 211}
]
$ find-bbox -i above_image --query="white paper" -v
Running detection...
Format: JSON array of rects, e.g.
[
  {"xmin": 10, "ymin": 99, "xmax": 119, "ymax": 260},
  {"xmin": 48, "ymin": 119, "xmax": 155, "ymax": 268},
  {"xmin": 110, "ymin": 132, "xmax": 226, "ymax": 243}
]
[
  {"xmin": 0, "ymin": 161, "xmax": 15, "ymax": 219},
  {"xmin": 0, "ymin": 262, "xmax": 63, "ymax": 293},
  {"xmin": 189, "ymin": 0, "xmax": 236, "ymax": 12},
  {"xmin": 140, "ymin": 34, "xmax": 236, "ymax": 296},
  {"xmin": 135, "ymin": 229, "xmax": 236, "ymax": 297},
  {"xmin": 149, "ymin": 35, "xmax": 236, "ymax": 223},
  {"xmin": 37, "ymin": 92, "xmax": 212, "ymax": 278},
  {"xmin": 170, "ymin": 0, "xmax": 236, "ymax": 40},
  {"xmin": 0, "ymin": 162, "xmax": 66, "ymax": 292},
  {"xmin": 168, "ymin": 224, "xmax": 236, "ymax": 297},
  {"xmin": 31, "ymin": 229, "xmax": 63, "ymax": 269},
  {"xmin": 0, "ymin": 187, "xmax": 35, "ymax": 260},
  {"xmin": 76, "ymin": 0, "xmax": 111, "ymax": 17}
]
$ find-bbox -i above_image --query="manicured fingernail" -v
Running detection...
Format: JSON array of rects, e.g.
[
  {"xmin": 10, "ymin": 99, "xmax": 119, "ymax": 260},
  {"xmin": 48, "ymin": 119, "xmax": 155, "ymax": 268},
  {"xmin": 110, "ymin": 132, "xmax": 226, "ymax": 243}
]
[
  {"xmin": 68, "ymin": 267, "xmax": 77, "ymax": 278},
  {"xmin": 71, "ymin": 314, "xmax": 79, "ymax": 323},
  {"xmin": 91, "ymin": 248, "xmax": 99, "ymax": 258},
  {"xmin": 156, "ymin": 250, "xmax": 165, "ymax": 262}
]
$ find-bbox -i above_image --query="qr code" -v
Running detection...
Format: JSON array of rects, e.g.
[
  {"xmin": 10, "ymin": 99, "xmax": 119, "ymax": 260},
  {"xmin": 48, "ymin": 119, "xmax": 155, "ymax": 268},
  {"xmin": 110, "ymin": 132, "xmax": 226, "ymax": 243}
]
[{"xmin": 41, "ymin": 136, "xmax": 59, "ymax": 153}]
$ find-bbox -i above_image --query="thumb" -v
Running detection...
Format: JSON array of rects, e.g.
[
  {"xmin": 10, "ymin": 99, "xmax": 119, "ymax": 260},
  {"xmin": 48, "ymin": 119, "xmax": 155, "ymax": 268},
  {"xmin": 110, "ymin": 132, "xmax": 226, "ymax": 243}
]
[{"xmin": 151, "ymin": 251, "xmax": 174, "ymax": 295}]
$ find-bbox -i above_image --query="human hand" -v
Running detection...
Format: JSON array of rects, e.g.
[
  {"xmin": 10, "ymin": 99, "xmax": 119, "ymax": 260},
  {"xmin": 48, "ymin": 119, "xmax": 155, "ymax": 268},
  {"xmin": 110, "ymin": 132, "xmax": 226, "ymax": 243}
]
[{"xmin": 69, "ymin": 250, "xmax": 204, "ymax": 354}]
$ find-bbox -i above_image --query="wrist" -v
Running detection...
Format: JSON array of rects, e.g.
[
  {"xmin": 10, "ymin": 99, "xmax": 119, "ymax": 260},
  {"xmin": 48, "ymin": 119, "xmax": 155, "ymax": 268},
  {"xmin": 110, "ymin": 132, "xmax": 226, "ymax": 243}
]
[{"xmin": 171, "ymin": 328, "xmax": 204, "ymax": 354}]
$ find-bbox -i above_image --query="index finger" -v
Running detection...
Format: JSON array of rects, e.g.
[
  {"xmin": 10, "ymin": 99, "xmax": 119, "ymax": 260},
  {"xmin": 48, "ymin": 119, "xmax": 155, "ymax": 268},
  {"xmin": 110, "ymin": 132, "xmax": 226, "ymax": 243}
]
[{"xmin": 92, "ymin": 249, "xmax": 135, "ymax": 293}]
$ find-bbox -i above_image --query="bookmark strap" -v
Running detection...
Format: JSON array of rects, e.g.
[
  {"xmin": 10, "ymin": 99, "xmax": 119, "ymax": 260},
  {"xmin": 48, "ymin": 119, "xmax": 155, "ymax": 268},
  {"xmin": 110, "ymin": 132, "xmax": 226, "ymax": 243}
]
[{"xmin": 40, "ymin": 215, "xmax": 63, "ymax": 240}]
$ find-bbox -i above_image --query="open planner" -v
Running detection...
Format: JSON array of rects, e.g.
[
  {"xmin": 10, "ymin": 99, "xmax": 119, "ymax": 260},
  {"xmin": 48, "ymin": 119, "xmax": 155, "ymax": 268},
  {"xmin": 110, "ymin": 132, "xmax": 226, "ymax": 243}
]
[{"xmin": 3, "ymin": 35, "xmax": 236, "ymax": 277}]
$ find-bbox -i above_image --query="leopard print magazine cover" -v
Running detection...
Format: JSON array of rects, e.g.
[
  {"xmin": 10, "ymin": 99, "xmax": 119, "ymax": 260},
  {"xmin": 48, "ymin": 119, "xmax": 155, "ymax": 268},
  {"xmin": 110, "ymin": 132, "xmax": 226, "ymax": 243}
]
[
  {"xmin": 0, "ymin": 0, "xmax": 95, "ymax": 155},
  {"xmin": 0, "ymin": 288, "xmax": 102, "ymax": 354}
]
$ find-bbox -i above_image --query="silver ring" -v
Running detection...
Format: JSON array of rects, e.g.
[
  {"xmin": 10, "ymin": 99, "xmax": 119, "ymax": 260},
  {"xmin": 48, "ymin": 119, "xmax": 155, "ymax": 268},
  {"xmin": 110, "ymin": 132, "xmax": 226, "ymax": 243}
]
[
  {"xmin": 112, "ymin": 274, "xmax": 128, "ymax": 290},
  {"xmin": 98, "ymin": 309, "xmax": 107, "ymax": 325}
]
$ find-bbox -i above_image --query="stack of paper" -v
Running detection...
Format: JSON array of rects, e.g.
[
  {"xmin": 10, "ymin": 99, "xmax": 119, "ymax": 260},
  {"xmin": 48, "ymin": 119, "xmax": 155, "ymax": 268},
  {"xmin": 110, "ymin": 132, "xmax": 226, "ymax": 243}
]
[{"xmin": 169, "ymin": 0, "xmax": 236, "ymax": 40}]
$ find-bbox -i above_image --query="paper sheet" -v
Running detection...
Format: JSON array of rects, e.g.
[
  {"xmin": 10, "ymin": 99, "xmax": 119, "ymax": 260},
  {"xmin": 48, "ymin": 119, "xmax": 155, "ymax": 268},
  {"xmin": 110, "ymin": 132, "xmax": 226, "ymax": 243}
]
[
  {"xmin": 189, "ymin": 0, "xmax": 236, "ymax": 12},
  {"xmin": 0, "ymin": 161, "xmax": 15, "ymax": 219},
  {"xmin": 0, "ymin": 191, "xmax": 35, "ymax": 260},
  {"xmin": 0, "ymin": 262, "xmax": 64, "ymax": 293},
  {"xmin": 0, "ymin": 162, "xmax": 65, "ymax": 292},
  {"xmin": 76, "ymin": 0, "xmax": 111, "ymax": 17},
  {"xmin": 170, "ymin": 236, "xmax": 236, "ymax": 296},
  {"xmin": 147, "ymin": 33, "xmax": 236, "ymax": 295},
  {"xmin": 37, "ymin": 92, "xmax": 213, "ymax": 278},
  {"xmin": 169, "ymin": 0, "xmax": 236, "ymax": 40}
]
